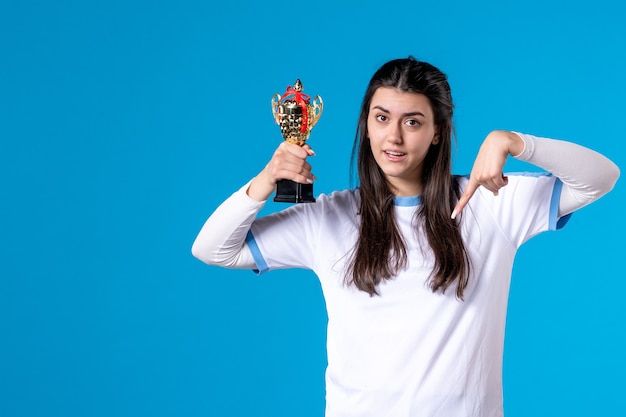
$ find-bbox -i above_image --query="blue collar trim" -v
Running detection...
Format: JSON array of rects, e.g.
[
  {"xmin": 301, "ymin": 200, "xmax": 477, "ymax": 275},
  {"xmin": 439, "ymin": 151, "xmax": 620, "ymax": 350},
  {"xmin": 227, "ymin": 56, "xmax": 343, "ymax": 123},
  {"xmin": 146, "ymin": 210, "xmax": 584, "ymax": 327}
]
[{"xmin": 394, "ymin": 195, "xmax": 422, "ymax": 206}]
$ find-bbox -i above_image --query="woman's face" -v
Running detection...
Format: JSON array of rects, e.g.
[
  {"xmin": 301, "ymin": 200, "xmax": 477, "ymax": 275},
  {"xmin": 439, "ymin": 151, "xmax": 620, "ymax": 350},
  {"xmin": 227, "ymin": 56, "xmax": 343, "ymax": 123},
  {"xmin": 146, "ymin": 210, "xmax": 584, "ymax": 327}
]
[{"xmin": 367, "ymin": 87, "xmax": 439, "ymax": 196}]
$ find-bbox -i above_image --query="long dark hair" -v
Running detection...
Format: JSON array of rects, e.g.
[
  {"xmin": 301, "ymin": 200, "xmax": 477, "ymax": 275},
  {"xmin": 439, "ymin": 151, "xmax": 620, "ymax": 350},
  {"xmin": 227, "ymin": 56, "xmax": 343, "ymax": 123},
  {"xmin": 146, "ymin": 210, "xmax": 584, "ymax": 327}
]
[{"xmin": 347, "ymin": 56, "xmax": 470, "ymax": 299}]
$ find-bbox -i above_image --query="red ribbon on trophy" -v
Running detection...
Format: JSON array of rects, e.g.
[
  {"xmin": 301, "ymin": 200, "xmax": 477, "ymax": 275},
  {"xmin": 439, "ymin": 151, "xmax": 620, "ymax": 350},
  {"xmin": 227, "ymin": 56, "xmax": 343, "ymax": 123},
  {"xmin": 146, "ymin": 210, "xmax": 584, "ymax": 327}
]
[{"xmin": 281, "ymin": 85, "xmax": 310, "ymax": 133}]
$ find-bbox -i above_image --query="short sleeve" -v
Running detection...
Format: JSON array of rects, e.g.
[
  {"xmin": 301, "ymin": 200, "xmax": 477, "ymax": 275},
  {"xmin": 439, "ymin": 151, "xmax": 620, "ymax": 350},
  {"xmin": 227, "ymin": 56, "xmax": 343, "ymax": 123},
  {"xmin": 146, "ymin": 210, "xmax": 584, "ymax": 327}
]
[
  {"xmin": 461, "ymin": 173, "xmax": 573, "ymax": 248},
  {"xmin": 246, "ymin": 190, "xmax": 359, "ymax": 275},
  {"xmin": 246, "ymin": 203, "xmax": 319, "ymax": 274}
]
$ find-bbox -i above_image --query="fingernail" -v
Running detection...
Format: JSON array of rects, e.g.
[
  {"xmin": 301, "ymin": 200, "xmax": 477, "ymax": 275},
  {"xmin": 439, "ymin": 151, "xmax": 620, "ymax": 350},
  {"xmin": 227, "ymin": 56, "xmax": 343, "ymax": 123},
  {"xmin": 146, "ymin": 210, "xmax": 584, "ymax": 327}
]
[
  {"xmin": 306, "ymin": 178, "xmax": 314, "ymax": 184},
  {"xmin": 308, "ymin": 149, "xmax": 316, "ymax": 156},
  {"xmin": 451, "ymin": 209, "xmax": 458, "ymax": 220}
]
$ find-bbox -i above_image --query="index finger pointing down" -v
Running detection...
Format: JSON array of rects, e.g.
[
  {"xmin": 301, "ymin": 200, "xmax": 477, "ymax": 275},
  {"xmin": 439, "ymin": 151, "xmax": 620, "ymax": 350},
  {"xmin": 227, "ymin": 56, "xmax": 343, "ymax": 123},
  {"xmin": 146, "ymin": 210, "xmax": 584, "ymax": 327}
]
[{"xmin": 451, "ymin": 180, "xmax": 480, "ymax": 220}]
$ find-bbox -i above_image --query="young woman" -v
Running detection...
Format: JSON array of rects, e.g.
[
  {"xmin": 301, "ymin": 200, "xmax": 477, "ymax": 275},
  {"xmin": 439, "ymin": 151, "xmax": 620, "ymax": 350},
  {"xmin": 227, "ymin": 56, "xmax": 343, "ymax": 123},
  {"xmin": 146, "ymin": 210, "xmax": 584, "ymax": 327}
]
[{"xmin": 192, "ymin": 57, "xmax": 619, "ymax": 417}]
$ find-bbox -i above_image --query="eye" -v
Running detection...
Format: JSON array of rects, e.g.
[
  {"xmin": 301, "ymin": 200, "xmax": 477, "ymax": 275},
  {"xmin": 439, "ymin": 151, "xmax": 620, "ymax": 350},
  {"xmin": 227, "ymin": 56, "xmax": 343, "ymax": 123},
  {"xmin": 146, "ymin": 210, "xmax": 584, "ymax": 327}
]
[
  {"xmin": 405, "ymin": 119, "xmax": 422, "ymax": 127},
  {"xmin": 375, "ymin": 114, "xmax": 388, "ymax": 122}
]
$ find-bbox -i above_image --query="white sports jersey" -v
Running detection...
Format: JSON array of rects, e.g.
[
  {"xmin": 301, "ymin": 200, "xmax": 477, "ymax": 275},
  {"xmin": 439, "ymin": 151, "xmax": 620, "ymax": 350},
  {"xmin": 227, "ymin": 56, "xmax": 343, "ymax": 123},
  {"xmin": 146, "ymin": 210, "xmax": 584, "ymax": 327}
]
[{"xmin": 246, "ymin": 173, "xmax": 570, "ymax": 417}]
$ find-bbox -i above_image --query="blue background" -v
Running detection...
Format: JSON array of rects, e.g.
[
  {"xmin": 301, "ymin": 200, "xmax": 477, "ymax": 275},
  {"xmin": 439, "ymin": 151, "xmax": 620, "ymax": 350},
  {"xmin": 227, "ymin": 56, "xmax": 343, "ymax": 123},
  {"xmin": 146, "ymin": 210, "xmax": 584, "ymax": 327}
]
[{"xmin": 1, "ymin": 0, "xmax": 624, "ymax": 416}]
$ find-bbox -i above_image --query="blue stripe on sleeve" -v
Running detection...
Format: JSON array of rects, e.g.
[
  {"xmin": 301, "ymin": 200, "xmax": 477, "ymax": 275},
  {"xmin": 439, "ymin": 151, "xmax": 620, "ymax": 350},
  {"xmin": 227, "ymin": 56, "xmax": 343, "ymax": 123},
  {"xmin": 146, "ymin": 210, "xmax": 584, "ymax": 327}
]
[
  {"xmin": 549, "ymin": 178, "xmax": 573, "ymax": 230},
  {"xmin": 245, "ymin": 230, "xmax": 269, "ymax": 275}
]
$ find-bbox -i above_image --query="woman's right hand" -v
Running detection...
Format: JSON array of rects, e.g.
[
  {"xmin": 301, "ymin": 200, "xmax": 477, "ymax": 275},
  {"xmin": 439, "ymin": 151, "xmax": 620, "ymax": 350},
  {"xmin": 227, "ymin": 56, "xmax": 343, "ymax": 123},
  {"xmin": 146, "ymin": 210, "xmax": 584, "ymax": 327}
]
[{"xmin": 246, "ymin": 141, "xmax": 316, "ymax": 202}]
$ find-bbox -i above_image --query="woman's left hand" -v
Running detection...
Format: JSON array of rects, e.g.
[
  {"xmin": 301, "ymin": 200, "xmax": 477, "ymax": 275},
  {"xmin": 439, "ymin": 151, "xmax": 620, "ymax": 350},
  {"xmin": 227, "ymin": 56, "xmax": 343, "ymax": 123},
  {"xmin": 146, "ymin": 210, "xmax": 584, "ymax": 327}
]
[{"xmin": 452, "ymin": 130, "xmax": 525, "ymax": 219}]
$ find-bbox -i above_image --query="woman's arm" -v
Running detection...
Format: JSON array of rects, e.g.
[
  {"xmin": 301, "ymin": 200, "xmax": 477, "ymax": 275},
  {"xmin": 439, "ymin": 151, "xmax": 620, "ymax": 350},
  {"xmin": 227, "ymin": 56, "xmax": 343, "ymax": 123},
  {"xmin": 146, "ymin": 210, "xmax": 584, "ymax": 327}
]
[
  {"xmin": 452, "ymin": 130, "xmax": 620, "ymax": 218},
  {"xmin": 191, "ymin": 182, "xmax": 263, "ymax": 268},
  {"xmin": 513, "ymin": 132, "xmax": 620, "ymax": 216},
  {"xmin": 191, "ymin": 141, "xmax": 316, "ymax": 268}
]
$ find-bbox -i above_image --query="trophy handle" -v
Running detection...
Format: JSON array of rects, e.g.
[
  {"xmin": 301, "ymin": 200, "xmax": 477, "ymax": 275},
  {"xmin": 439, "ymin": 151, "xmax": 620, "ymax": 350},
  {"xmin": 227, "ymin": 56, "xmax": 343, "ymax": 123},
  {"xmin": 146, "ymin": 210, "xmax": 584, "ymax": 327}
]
[
  {"xmin": 271, "ymin": 93, "xmax": 282, "ymax": 124},
  {"xmin": 308, "ymin": 95, "xmax": 324, "ymax": 129}
]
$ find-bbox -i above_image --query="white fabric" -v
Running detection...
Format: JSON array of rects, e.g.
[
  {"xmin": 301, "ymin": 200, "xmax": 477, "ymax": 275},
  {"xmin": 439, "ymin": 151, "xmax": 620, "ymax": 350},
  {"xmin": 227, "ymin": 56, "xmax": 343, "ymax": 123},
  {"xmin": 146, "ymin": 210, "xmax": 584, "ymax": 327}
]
[
  {"xmin": 192, "ymin": 180, "xmax": 262, "ymax": 269},
  {"xmin": 190, "ymin": 133, "xmax": 619, "ymax": 268},
  {"xmin": 246, "ymin": 175, "xmax": 562, "ymax": 417},
  {"xmin": 190, "ymin": 133, "xmax": 619, "ymax": 417},
  {"xmin": 512, "ymin": 132, "xmax": 619, "ymax": 216}
]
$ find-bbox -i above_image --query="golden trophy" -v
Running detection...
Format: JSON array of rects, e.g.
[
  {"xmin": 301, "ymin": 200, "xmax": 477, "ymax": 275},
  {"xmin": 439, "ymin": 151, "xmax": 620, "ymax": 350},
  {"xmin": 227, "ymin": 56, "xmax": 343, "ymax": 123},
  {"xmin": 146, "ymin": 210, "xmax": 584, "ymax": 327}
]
[{"xmin": 271, "ymin": 79, "xmax": 323, "ymax": 203}]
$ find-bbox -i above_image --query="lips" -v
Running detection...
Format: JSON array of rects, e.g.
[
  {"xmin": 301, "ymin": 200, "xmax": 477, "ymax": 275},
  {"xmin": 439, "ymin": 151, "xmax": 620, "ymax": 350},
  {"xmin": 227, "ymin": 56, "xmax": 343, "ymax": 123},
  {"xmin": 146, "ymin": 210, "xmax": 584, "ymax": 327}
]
[
  {"xmin": 385, "ymin": 151, "xmax": 406, "ymax": 156},
  {"xmin": 384, "ymin": 150, "xmax": 407, "ymax": 161}
]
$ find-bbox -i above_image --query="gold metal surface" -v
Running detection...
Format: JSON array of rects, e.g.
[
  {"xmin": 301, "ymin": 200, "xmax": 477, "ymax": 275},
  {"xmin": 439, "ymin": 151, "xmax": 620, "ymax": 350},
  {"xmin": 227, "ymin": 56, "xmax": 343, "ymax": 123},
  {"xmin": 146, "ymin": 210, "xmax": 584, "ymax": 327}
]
[{"xmin": 271, "ymin": 80, "xmax": 323, "ymax": 146}]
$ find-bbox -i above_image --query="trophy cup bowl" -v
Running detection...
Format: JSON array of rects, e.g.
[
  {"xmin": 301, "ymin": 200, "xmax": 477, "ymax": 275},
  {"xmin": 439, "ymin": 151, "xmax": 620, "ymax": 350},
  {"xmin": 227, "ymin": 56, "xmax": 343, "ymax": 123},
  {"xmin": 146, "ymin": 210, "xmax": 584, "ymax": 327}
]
[{"xmin": 271, "ymin": 79, "xmax": 323, "ymax": 203}]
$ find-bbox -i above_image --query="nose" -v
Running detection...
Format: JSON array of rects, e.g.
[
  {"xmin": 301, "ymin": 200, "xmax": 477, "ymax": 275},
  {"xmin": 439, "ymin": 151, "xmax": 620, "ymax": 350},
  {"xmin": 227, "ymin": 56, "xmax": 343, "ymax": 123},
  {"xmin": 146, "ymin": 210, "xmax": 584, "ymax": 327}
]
[{"xmin": 386, "ymin": 122, "xmax": 402, "ymax": 144}]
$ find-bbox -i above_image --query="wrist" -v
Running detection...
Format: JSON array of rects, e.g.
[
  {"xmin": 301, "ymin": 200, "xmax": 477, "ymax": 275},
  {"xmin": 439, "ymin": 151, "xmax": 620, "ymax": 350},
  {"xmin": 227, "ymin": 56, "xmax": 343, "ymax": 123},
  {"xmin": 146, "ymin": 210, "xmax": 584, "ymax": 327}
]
[{"xmin": 247, "ymin": 167, "xmax": 275, "ymax": 202}]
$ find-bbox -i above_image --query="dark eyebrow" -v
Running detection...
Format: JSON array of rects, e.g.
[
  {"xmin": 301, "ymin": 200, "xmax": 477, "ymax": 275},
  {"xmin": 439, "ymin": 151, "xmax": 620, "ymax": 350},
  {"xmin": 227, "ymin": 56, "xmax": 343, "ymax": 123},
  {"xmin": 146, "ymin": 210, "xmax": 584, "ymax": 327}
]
[{"xmin": 371, "ymin": 105, "xmax": 425, "ymax": 118}]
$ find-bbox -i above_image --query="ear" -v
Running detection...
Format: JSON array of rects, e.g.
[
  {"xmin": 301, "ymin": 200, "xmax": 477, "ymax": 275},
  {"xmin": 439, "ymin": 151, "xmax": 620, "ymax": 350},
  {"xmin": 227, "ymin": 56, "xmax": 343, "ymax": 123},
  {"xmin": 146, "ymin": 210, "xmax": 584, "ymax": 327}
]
[{"xmin": 432, "ymin": 133, "xmax": 440, "ymax": 145}]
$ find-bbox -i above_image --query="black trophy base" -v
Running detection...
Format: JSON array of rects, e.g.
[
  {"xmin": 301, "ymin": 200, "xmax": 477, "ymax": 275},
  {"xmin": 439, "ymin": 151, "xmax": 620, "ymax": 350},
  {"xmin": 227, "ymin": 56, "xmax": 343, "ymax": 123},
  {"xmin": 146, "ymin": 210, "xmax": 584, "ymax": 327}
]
[{"xmin": 274, "ymin": 179, "xmax": 316, "ymax": 203}]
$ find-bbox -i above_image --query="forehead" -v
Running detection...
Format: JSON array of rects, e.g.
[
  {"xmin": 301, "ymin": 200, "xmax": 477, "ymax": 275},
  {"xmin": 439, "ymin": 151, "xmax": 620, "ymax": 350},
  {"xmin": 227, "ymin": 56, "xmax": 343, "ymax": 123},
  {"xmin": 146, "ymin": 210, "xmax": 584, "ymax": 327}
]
[{"xmin": 370, "ymin": 87, "xmax": 433, "ymax": 117}]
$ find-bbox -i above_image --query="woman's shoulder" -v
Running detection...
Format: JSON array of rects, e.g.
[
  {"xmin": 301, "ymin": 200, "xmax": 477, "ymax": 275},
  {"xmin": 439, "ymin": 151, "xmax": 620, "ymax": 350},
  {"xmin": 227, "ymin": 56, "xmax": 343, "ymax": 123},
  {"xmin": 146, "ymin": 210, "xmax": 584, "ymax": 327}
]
[
  {"xmin": 318, "ymin": 187, "xmax": 359, "ymax": 202},
  {"xmin": 453, "ymin": 171, "xmax": 557, "ymax": 214},
  {"xmin": 312, "ymin": 188, "xmax": 360, "ymax": 215},
  {"xmin": 319, "ymin": 187, "xmax": 359, "ymax": 200},
  {"xmin": 454, "ymin": 172, "xmax": 554, "ymax": 191}
]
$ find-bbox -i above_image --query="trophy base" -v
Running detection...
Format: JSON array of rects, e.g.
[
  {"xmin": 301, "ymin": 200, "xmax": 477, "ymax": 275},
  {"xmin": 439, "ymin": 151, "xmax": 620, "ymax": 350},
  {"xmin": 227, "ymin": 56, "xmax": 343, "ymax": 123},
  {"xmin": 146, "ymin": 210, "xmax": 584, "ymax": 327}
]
[{"xmin": 274, "ymin": 179, "xmax": 316, "ymax": 203}]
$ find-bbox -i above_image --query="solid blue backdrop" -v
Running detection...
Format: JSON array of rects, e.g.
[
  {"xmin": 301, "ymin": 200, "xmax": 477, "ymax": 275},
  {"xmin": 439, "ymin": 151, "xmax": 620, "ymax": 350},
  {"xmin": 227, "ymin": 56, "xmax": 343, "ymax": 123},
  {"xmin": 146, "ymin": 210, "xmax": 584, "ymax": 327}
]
[{"xmin": 1, "ymin": 1, "xmax": 624, "ymax": 416}]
